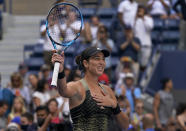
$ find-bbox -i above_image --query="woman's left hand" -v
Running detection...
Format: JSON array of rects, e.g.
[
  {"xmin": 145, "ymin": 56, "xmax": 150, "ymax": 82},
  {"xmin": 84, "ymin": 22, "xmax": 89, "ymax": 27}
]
[{"xmin": 92, "ymin": 91, "xmax": 117, "ymax": 109}]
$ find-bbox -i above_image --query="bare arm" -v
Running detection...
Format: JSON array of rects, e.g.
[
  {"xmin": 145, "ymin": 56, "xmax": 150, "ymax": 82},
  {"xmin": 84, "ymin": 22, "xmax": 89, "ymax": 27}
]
[
  {"xmin": 38, "ymin": 114, "xmax": 52, "ymax": 131},
  {"xmin": 83, "ymin": 22, "xmax": 92, "ymax": 42},
  {"xmin": 120, "ymin": 41, "xmax": 130, "ymax": 50},
  {"xmin": 107, "ymin": 87, "xmax": 129, "ymax": 129},
  {"xmin": 52, "ymin": 51, "xmax": 78, "ymax": 98},
  {"xmin": 147, "ymin": 0, "xmax": 155, "ymax": 10},
  {"xmin": 177, "ymin": 115, "xmax": 186, "ymax": 131},
  {"xmin": 153, "ymin": 93, "xmax": 161, "ymax": 128},
  {"xmin": 125, "ymin": 99, "xmax": 131, "ymax": 116},
  {"xmin": 160, "ymin": 0, "xmax": 170, "ymax": 10},
  {"xmin": 131, "ymin": 40, "xmax": 140, "ymax": 51},
  {"xmin": 115, "ymin": 112, "xmax": 129, "ymax": 129}
]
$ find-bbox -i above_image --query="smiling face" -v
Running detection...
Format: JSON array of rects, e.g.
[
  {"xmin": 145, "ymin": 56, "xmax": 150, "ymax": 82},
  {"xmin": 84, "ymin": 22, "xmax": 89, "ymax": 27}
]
[{"xmin": 83, "ymin": 52, "xmax": 106, "ymax": 76}]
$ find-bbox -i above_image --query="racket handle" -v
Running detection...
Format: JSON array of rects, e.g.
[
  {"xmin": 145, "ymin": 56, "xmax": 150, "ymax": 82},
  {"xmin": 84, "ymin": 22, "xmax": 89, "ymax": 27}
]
[{"xmin": 51, "ymin": 62, "xmax": 60, "ymax": 87}]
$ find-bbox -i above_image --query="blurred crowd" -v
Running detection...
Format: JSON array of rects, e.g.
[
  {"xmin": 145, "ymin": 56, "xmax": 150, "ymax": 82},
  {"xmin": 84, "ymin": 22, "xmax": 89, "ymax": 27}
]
[{"xmin": 0, "ymin": 0, "xmax": 186, "ymax": 131}]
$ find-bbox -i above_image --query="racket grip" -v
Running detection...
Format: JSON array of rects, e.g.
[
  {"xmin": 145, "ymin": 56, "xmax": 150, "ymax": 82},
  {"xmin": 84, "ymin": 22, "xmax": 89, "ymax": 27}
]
[{"xmin": 51, "ymin": 62, "xmax": 60, "ymax": 87}]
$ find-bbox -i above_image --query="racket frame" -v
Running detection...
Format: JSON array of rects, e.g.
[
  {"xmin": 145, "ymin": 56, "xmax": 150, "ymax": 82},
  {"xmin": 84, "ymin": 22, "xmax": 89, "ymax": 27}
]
[{"xmin": 45, "ymin": 2, "xmax": 84, "ymax": 87}]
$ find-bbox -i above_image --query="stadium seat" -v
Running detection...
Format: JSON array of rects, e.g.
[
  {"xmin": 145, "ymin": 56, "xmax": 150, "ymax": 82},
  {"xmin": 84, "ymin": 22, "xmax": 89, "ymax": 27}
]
[
  {"xmin": 79, "ymin": 0, "xmax": 100, "ymax": 8},
  {"xmin": 97, "ymin": 8, "xmax": 116, "ymax": 19},
  {"xmin": 100, "ymin": 19, "xmax": 112, "ymax": 29},
  {"xmin": 65, "ymin": 44, "xmax": 75, "ymax": 57},
  {"xmin": 153, "ymin": 18, "xmax": 164, "ymax": 31},
  {"xmin": 164, "ymin": 19, "xmax": 180, "ymax": 30},
  {"xmin": 111, "ymin": 56, "xmax": 119, "ymax": 70},
  {"xmin": 80, "ymin": 8, "xmax": 96, "ymax": 19},
  {"xmin": 151, "ymin": 30, "xmax": 161, "ymax": 45},
  {"xmin": 24, "ymin": 57, "xmax": 44, "ymax": 71},
  {"xmin": 31, "ymin": 43, "xmax": 44, "ymax": 57},
  {"xmin": 40, "ymin": 19, "xmax": 46, "ymax": 26},
  {"xmin": 114, "ymin": 30, "xmax": 124, "ymax": 46},
  {"xmin": 23, "ymin": 44, "xmax": 35, "ymax": 59},
  {"xmin": 161, "ymin": 31, "xmax": 180, "ymax": 43},
  {"xmin": 109, "ymin": 18, "xmax": 123, "ymax": 42}
]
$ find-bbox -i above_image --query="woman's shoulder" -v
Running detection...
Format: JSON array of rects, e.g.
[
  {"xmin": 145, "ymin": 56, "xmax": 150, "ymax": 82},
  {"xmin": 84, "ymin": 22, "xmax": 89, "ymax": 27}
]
[{"xmin": 67, "ymin": 80, "xmax": 85, "ymax": 91}]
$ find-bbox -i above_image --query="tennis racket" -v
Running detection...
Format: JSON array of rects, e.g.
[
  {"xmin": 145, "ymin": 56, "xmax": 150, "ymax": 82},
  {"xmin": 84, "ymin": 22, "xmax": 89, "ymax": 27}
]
[{"xmin": 46, "ymin": 2, "xmax": 83, "ymax": 87}]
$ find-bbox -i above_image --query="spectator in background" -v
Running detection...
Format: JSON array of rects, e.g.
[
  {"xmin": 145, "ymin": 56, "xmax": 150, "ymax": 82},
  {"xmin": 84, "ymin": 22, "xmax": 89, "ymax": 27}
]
[
  {"xmin": 63, "ymin": 65, "xmax": 73, "ymax": 83},
  {"xmin": 28, "ymin": 74, "xmax": 38, "ymax": 96},
  {"xmin": 20, "ymin": 112, "xmax": 34, "ymax": 131},
  {"xmin": 0, "ymin": 100, "xmax": 8, "ymax": 130},
  {"xmin": 117, "ymin": 95, "xmax": 131, "ymax": 117},
  {"xmin": 115, "ymin": 73, "xmax": 141, "ymax": 113},
  {"xmin": 0, "ymin": 73, "xmax": 14, "ymax": 114},
  {"xmin": 119, "ymin": 26, "xmax": 141, "ymax": 82},
  {"xmin": 91, "ymin": 25, "xmax": 114, "ymax": 78},
  {"xmin": 60, "ymin": 11, "xmax": 82, "ymax": 43},
  {"xmin": 18, "ymin": 62, "xmax": 29, "ymax": 86},
  {"xmin": 176, "ymin": 103, "xmax": 186, "ymax": 131},
  {"xmin": 133, "ymin": 5, "xmax": 154, "ymax": 72},
  {"xmin": 173, "ymin": 0, "xmax": 186, "ymax": 51},
  {"xmin": 147, "ymin": 0, "xmax": 170, "ymax": 19},
  {"xmin": 27, "ymin": 106, "xmax": 50, "ymax": 131},
  {"xmin": 6, "ymin": 122, "xmax": 21, "ymax": 131},
  {"xmin": 38, "ymin": 64, "xmax": 52, "ymax": 84},
  {"xmin": 142, "ymin": 113, "xmax": 155, "ymax": 131},
  {"xmin": 8, "ymin": 72, "xmax": 31, "ymax": 106},
  {"xmin": 166, "ymin": 117, "xmax": 180, "ymax": 131},
  {"xmin": 83, "ymin": 15, "xmax": 102, "ymax": 43},
  {"xmin": 8, "ymin": 97, "xmax": 26, "ymax": 124},
  {"xmin": 32, "ymin": 79, "xmax": 51, "ymax": 108},
  {"xmin": 153, "ymin": 78, "xmax": 174, "ymax": 130},
  {"xmin": 55, "ymin": 96, "xmax": 70, "ymax": 122},
  {"xmin": 115, "ymin": 56, "xmax": 133, "ymax": 88},
  {"xmin": 131, "ymin": 100, "xmax": 145, "ymax": 131},
  {"xmin": 67, "ymin": 69, "xmax": 82, "ymax": 82},
  {"xmin": 47, "ymin": 98, "xmax": 73, "ymax": 131},
  {"xmin": 39, "ymin": 18, "xmax": 62, "ymax": 68},
  {"xmin": 118, "ymin": 0, "xmax": 138, "ymax": 27},
  {"xmin": 47, "ymin": 98, "xmax": 61, "ymax": 124},
  {"xmin": 98, "ymin": 73, "xmax": 110, "ymax": 86}
]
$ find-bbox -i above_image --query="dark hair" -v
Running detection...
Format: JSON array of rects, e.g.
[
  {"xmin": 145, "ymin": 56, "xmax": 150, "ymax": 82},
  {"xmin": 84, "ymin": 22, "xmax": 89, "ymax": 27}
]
[
  {"xmin": 137, "ymin": 4, "xmax": 147, "ymax": 14},
  {"xmin": 75, "ymin": 47, "xmax": 110, "ymax": 72},
  {"xmin": 117, "ymin": 95, "xmax": 126, "ymax": 101},
  {"xmin": 36, "ymin": 79, "xmax": 47, "ymax": 92},
  {"xmin": 21, "ymin": 112, "xmax": 34, "ymax": 122},
  {"xmin": 160, "ymin": 77, "xmax": 171, "ymax": 89},
  {"xmin": 67, "ymin": 69, "xmax": 82, "ymax": 82},
  {"xmin": 98, "ymin": 25, "xmax": 108, "ymax": 33},
  {"xmin": 47, "ymin": 98, "xmax": 58, "ymax": 107},
  {"xmin": 75, "ymin": 55, "xmax": 85, "ymax": 71},
  {"xmin": 97, "ymin": 25, "xmax": 108, "ymax": 37},
  {"xmin": 35, "ymin": 105, "xmax": 49, "ymax": 113},
  {"xmin": 91, "ymin": 15, "xmax": 100, "ymax": 21},
  {"xmin": 0, "ymin": 100, "xmax": 8, "ymax": 107},
  {"xmin": 176, "ymin": 103, "xmax": 186, "ymax": 115}
]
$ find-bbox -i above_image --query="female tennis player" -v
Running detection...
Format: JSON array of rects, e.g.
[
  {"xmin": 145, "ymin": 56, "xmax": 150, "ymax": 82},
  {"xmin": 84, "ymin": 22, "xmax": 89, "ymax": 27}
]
[{"xmin": 51, "ymin": 47, "xmax": 129, "ymax": 130}]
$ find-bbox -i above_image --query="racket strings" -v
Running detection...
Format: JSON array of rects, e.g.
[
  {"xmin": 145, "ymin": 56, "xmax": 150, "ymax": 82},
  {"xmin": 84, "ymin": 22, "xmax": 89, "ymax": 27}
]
[{"xmin": 47, "ymin": 4, "xmax": 82, "ymax": 45}]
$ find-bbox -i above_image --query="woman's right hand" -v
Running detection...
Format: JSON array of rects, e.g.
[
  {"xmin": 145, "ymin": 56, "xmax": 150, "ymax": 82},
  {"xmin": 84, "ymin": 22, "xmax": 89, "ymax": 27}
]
[{"xmin": 51, "ymin": 50, "xmax": 65, "ymax": 73}]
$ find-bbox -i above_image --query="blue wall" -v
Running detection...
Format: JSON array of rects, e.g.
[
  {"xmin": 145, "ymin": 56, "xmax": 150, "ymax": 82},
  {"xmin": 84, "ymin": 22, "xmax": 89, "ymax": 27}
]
[{"xmin": 146, "ymin": 51, "xmax": 186, "ymax": 96}]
